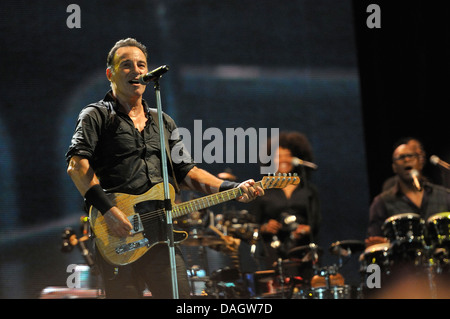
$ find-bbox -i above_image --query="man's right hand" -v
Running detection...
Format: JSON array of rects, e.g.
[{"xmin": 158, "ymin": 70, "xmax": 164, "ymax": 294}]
[{"xmin": 104, "ymin": 207, "xmax": 133, "ymax": 237}]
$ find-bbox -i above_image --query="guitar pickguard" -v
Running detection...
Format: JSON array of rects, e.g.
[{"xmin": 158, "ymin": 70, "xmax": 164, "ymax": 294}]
[{"xmin": 134, "ymin": 200, "xmax": 168, "ymax": 243}]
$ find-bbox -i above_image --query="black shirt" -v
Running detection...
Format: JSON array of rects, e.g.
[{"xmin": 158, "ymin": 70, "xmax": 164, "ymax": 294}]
[
  {"xmin": 249, "ymin": 184, "xmax": 321, "ymax": 247},
  {"xmin": 65, "ymin": 91, "xmax": 195, "ymax": 195},
  {"xmin": 367, "ymin": 180, "xmax": 450, "ymax": 237}
]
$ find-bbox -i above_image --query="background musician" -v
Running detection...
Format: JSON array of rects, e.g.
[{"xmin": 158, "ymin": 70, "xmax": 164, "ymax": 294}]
[{"xmin": 249, "ymin": 131, "xmax": 321, "ymax": 270}]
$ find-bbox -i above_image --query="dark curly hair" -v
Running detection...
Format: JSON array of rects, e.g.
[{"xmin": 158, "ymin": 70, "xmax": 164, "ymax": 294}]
[
  {"xmin": 265, "ymin": 131, "xmax": 315, "ymax": 178},
  {"xmin": 278, "ymin": 131, "xmax": 314, "ymax": 163}
]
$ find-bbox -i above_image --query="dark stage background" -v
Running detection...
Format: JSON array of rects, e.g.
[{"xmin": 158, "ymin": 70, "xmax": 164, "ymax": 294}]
[{"xmin": 0, "ymin": 0, "xmax": 449, "ymax": 298}]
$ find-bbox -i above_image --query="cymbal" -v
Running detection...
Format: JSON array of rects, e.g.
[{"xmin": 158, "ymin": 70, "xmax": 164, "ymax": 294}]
[
  {"xmin": 329, "ymin": 240, "xmax": 365, "ymax": 256},
  {"xmin": 287, "ymin": 244, "xmax": 323, "ymax": 261},
  {"xmin": 181, "ymin": 235, "xmax": 225, "ymax": 247}
]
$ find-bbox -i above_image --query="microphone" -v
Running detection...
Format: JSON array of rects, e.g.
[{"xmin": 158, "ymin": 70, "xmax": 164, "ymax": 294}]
[
  {"xmin": 430, "ymin": 155, "xmax": 450, "ymax": 170},
  {"xmin": 292, "ymin": 157, "xmax": 318, "ymax": 170},
  {"xmin": 410, "ymin": 169, "xmax": 422, "ymax": 191},
  {"xmin": 138, "ymin": 65, "xmax": 169, "ymax": 84}
]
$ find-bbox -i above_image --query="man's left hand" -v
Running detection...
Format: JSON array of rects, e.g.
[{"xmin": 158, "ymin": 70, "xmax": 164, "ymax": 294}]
[{"xmin": 236, "ymin": 179, "xmax": 265, "ymax": 203}]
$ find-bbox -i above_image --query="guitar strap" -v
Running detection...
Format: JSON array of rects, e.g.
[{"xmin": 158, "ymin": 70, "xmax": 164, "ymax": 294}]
[{"xmin": 149, "ymin": 109, "xmax": 181, "ymax": 193}]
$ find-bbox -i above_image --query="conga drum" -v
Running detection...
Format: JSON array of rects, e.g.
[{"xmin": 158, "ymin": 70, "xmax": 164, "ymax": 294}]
[
  {"xmin": 360, "ymin": 243, "xmax": 392, "ymax": 276},
  {"xmin": 426, "ymin": 212, "xmax": 450, "ymax": 275},
  {"xmin": 382, "ymin": 213, "xmax": 426, "ymax": 260},
  {"xmin": 427, "ymin": 212, "xmax": 450, "ymax": 248}
]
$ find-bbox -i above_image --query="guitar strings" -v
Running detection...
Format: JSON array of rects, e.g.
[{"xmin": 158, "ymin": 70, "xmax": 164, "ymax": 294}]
[{"xmin": 91, "ymin": 176, "xmax": 298, "ymax": 238}]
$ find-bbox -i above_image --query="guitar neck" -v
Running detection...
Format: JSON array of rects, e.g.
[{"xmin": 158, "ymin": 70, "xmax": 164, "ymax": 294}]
[{"xmin": 172, "ymin": 181, "xmax": 263, "ymax": 219}]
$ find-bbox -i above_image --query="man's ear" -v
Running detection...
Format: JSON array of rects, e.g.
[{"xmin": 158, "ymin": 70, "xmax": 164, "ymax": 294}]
[
  {"xmin": 392, "ymin": 162, "xmax": 397, "ymax": 174},
  {"xmin": 106, "ymin": 67, "xmax": 113, "ymax": 81}
]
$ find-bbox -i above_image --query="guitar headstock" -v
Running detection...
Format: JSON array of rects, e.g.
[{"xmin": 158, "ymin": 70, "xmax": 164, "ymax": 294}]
[{"xmin": 261, "ymin": 173, "xmax": 300, "ymax": 189}]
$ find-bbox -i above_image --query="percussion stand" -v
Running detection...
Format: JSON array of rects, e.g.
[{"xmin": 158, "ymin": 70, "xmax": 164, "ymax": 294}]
[
  {"xmin": 425, "ymin": 245, "xmax": 438, "ymax": 299},
  {"xmin": 276, "ymin": 258, "xmax": 286, "ymax": 298}
]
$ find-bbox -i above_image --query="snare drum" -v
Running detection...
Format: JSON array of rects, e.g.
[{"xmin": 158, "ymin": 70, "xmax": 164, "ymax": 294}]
[
  {"xmin": 382, "ymin": 213, "xmax": 425, "ymax": 250},
  {"xmin": 427, "ymin": 212, "xmax": 450, "ymax": 248}
]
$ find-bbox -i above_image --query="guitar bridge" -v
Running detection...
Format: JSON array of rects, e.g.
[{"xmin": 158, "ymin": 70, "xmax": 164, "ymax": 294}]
[
  {"xmin": 115, "ymin": 238, "xmax": 150, "ymax": 255},
  {"xmin": 128, "ymin": 214, "xmax": 144, "ymax": 235}
]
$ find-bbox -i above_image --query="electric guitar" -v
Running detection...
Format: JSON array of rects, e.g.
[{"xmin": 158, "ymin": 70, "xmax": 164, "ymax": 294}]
[{"xmin": 89, "ymin": 173, "xmax": 300, "ymax": 266}]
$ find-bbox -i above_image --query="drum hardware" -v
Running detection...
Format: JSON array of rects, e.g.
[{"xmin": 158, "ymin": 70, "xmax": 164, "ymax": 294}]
[
  {"xmin": 250, "ymin": 228, "xmax": 259, "ymax": 257},
  {"xmin": 207, "ymin": 225, "xmax": 242, "ymax": 270},
  {"xmin": 329, "ymin": 240, "xmax": 365, "ymax": 258},
  {"xmin": 207, "ymin": 267, "xmax": 245, "ymax": 299},
  {"xmin": 244, "ymin": 269, "xmax": 288, "ymax": 299},
  {"xmin": 60, "ymin": 217, "xmax": 102, "ymax": 292},
  {"xmin": 61, "ymin": 217, "xmax": 97, "ymax": 272},
  {"xmin": 280, "ymin": 212, "xmax": 299, "ymax": 232},
  {"xmin": 272, "ymin": 258, "xmax": 312, "ymax": 299},
  {"xmin": 287, "ymin": 243, "xmax": 322, "ymax": 266},
  {"xmin": 270, "ymin": 235, "xmax": 281, "ymax": 249},
  {"xmin": 270, "ymin": 212, "xmax": 301, "ymax": 248},
  {"xmin": 182, "ymin": 229, "xmax": 219, "ymax": 295},
  {"xmin": 296, "ymin": 264, "xmax": 350, "ymax": 299},
  {"xmin": 187, "ymin": 265, "xmax": 209, "ymax": 297},
  {"xmin": 275, "ymin": 258, "xmax": 286, "ymax": 298},
  {"xmin": 181, "ymin": 233, "xmax": 226, "ymax": 247},
  {"xmin": 208, "ymin": 225, "xmax": 240, "ymax": 253},
  {"xmin": 329, "ymin": 239, "xmax": 365, "ymax": 270}
]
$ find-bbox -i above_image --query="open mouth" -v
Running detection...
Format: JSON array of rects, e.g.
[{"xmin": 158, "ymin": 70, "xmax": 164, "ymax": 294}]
[
  {"xmin": 128, "ymin": 79, "xmax": 140, "ymax": 84},
  {"xmin": 404, "ymin": 165, "xmax": 413, "ymax": 172}
]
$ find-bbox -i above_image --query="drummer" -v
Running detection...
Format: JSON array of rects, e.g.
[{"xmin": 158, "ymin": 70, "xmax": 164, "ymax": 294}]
[{"xmin": 366, "ymin": 139, "xmax": 450, "ymax": 247}]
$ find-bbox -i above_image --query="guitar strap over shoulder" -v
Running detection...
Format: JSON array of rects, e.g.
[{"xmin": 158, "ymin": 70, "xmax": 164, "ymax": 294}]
[{"xmin": 149, "ymin": 109, "xmax": 180, "ymax": 193}]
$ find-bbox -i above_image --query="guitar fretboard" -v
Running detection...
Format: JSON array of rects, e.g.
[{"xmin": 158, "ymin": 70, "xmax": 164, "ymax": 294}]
[{"xmin": 172, "ymin": 181, "xmax": 263, "ymax": 218}]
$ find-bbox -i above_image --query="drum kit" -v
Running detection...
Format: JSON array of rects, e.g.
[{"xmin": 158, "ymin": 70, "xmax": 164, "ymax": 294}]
[{"xmin": 179, "ymin": 204, "xmax": 450, "ymax": 299}]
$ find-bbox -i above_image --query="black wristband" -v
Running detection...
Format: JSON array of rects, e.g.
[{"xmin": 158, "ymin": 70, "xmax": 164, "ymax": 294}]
[
  {"xmin": 219, "ymin": 181, "xmax": 240, "ymax": 192},
  {"xmin": 84, "ymin": 184, "xmax": 114, "ymax": 215}
]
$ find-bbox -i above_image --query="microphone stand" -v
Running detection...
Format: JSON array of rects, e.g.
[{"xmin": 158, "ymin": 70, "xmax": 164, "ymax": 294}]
[
  {"xmin": 299, "ymin": 165, "xmax": 314, "ymax": 244},
  {"xmin": 153, "ymin": 77, "xmax": 179, "ymax": 299}
]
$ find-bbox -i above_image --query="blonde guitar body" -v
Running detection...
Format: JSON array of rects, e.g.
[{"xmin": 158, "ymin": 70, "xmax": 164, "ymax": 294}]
[
  {"xmin": 89, "ymin": 174, "xmax": 300, "ymax": 266},
  {"xmin": 89, "ymin": 183, "xmax": 186, "ymax": 266}
]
